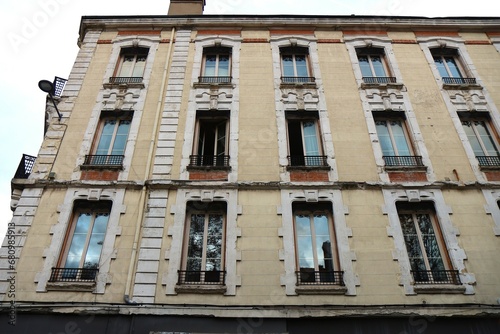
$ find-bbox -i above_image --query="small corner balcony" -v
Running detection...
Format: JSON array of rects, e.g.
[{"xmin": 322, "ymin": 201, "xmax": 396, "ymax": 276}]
[{"xmin": 13, "ymin": 154, "xmax": 36, "ymax": 179}]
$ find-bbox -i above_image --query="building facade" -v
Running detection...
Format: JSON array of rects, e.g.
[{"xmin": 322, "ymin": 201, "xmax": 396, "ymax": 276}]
[{"xmin": 2, "ymin": 1, "xmax": 500, "ymax": 332}]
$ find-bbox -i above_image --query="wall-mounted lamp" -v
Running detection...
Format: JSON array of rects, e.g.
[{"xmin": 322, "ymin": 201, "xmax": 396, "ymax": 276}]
[{"xmin": 38, "ymin": 77, "xmax": 67, "ymax": 121}]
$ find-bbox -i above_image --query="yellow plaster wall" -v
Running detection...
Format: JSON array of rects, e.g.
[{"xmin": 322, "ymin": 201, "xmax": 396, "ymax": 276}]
[{"xmin": 466, "ymin": 44, "xmax": 500, "ymax": 111}]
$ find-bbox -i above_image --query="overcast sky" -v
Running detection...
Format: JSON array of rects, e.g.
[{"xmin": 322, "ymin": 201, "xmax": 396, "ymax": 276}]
[{"xmin": 0, "ymin": 0, "xmax": 498, "ymax": 239}]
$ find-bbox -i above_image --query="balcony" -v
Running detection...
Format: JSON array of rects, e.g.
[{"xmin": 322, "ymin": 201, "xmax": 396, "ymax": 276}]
[
  {"xmin": 189, "ymin": 155, "xmax": 230, "ymax": 168},
  {"xmin": 362, "ymin": 76, "xmax": 397, "ymax": 84},
  {"xmin": 108, "ymin": 77, "xmax": 143, "ymax": 84},
  {"xmin": 177, "ymin": 270, "xmax": 226, "ymax": 285},
  {"xmin": 49, "ymin": 267, "xmax": 98, "ymax": 282},
  {"xmin": 296, "ymin": 270, "xmax": 344, "ymax": 285},
  {"xmin": 82, "ymin": 155, "xmax": 124, "ymax": 168},
  {"xmin": 14, "ymin": 154, "xmax": 36, "ymax": 179},
  {"xmin": 383, "ymin": 155, "xmax": 424, "ymax": 167},
  {"xmin": 288, "ymin": 155, "xmax": 328, "ymax": 167},
  {"xmin": 476, "ymin": 155, "xmax": 500, "ymax": 167},
  {"xmin": 442, "ymin": 77, "xmax": 477, "ymax": 85},
  {"xmin": 197, "ymin": 76, "xmax": 232, "ymax": 84},
  {"xmin": 411, "ymin": 270, "xmax": 461, "ymax": 285},
  {"xmin": 281, "ymin": 76, "xmax": 316, "ymax": 84}
]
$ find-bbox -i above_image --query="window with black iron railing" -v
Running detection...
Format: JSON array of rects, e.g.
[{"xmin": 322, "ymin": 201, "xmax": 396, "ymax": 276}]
[
  {"xmin": 281, "ymin": 76, "xmax": 315, "ymax": 84},
  {"xmin": 383, "ymin": 155, "xmax": 424, "ymax": 167},
  {"xmin": 14, "ymin": 154, "xmax": 36, "ymax": 179},
  {"xmin": 198, "ymin": 76, "xmax": 232, "ymax": 84},
  {"xmin": 189, "ymin": 155, "xmax": 230, "ymax": 167},
  {"xmin": 411, "ymin": 270, "xmax": 461, "ymax": 285},
  {"xmin": 362, "ymin": 76, "xmax": 397, "ymax": 84},
  {"xmin": 476, "ymin": 156, "xmax": 500, "ymax": 167},
  {"xmin": 83, "ymin": 155, "xmax": 124, "ymax": 167},
  {"xmin": 49, "ymin": 267, "xmax": 98, "ymax": 282},
  {"xmin": 442, "ymin": 77, "xmax": 477, "ymax": 85},
  {"xmin": 288, "ymin": 155, "xmax": 328, "ymax": 167},
  {"xmin": 108, "ymin": 77, "xmax": 143, "ymax": 84},
  {"xmin": 296, "ymin": 270, "xmax": 344, "ymax": 285},
  {"xmin": 177, "ymin": 270, "xmax": 226, "ymax": 285}
]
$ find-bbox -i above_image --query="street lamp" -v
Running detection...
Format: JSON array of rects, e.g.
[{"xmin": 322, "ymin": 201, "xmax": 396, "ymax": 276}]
[{"xmin": 38, "ymin": 79, "xmax": 62, "ymax": 121}]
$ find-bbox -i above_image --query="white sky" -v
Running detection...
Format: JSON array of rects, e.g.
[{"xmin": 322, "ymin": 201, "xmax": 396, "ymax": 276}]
[{"xmin": 0, "ymin": 0, "xmax": 498, "ymax": 239}]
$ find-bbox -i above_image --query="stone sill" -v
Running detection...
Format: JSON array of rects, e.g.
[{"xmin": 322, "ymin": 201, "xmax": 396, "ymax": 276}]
[
  {"xmin": 442, "ymin": 84, "xmax": 482, "ymax": 90},
  {"xmin": 287, "ymin": 166, "xmax": 331, "ymax": 171},
  {"xmin": 80, "ymin": 165, "xmax": 123, "ymax": 170},
  {"xmin": 413, "ymin": 284, "xmax": 467, "ymax": 294},
  {"xmin": 103, "ymin": 82, "xmax": 145, "ymax": 89},
  {"xmin": 187, "ymin": 166, "xmax": 231, "ymax": 171},
  {"xmin": 384, "ymin": 166, "xmax": 427, "ymax": 172},
  {"xmin": 295, "ymin": 285, "xmax": 348, "ymax": 295},
  {"xmin": 175, "ymin": 284, "xmax": 227, "ymax": 294},
  {"xmin": 361, "ymin": 82, "xmax": 405, "ymax": 90},
  {"xmin": 193, "ymin": 82, "xmax": 234, "ymax": 89},
  {"xmin": 280, "ymin": 83, "xmax": 317, "ymax": 89},
  {"xmin": 46, "ymin": 281, "xmax": 96, "ymax": 292}
]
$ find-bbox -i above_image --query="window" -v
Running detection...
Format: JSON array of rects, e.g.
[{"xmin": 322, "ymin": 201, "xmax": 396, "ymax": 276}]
[
  {"xmin": 199, "ymin": 47, "xmax": 231, "ymax": 84},
  {"xmin": 280, "ymin": 46, "xmax": 314, "ymax": 84},
  {"xmin": 50, "ymin": 201, "xmax": 111, "ymax": 282},
  {"xmin": 179, "ymin": 202, "xmax": 226, "ymax": 285},
  {"xmin": 293, "ymin": 203, "xmax": 342, "ymax": 285},
  {"xmin": 431, "ymin": 48, "xmax": 476, "ymax": 85},
  {"xmin": 461, "ymin": 118, "xmax": 500, "ymax": 167},
  {"xmin": 356, "ymin": 47, "xmax": 394, "ymax": 84},
  {"xmin": 374, "ymin": 114, "xmax": 423, "ymax": 167},
  {"xmin": 190, "ymin": 111, "xmax": 229, "ymax": 167},
  {"xmin": 84, "ymin": 112, "xmax": 132, "ymax": 167},
  {"xmin": 286, "ymin": 112, "xmax": 326, "ymax": 167},
  {"xmin": 397, "ymin": 202, "xmax": 460, "ymax": 285},
  {"xmin": 110, "ymin": 47, "xmax": 148, "ymax": 84}
]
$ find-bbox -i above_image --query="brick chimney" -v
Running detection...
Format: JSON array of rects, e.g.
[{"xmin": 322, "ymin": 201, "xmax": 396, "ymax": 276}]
[{"xmin": 168, "ymin": 0, "xmax": 205, "ymax": 15}]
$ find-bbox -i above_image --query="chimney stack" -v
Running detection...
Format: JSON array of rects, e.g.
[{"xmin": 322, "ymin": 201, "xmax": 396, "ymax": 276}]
[{"xmin": 168, "ymin": 0, "xmax": 205, "ymax": 15}]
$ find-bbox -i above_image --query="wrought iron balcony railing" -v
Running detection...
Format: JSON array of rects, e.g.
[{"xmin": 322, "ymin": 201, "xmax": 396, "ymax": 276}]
[
  {"xmin": 383, "ymin": 155, "xmax": 424, "ymax": 167},
  {"xmin": 411, "ymin": 270, "xmax": 461, "ymax": 285},
  {"xmin": 83, "ymin": 155, "xmax": 124, "ymax": 166},
  {"xmin": 49, "ymin": 267, "xmax": 98, "ymax": 282},
  {"xmin": 108, "ymin": 77, "xmax": 143, "ymax": 84},
  {"xmin": 189, "ymin": 155, "xmax": 230, "ymax": 167},
  {"xmin": 296, "ymin": 270, "xmax": 345, "ymax": 285},
  {"xmin": 198, "ymin": 76, "xmax": 232, "ymax": 84},
  {"xmin": 14, "ymin": 154, "xmax": 36, "ymax": 179},
  {"xmin": 362, "ymin": 76, "xmax": 397, "ymax": 84},
  {"xmin": 281, "ymin": 76, "xmax": 316, "ymax": 84},
  {"xmin": 288, "ymin": 155, "xmax": 328, "ymax": 167},
  {"xmin": 476, "ymin": 155, "xmax": 500, "ymax": 167},
  {"xmin": 442, "ymin": 77, "xmax": 477, "ymax": 85},
  {"xmin": 177, "ymin": 270, "xmax": 226, "ymax": 285}
]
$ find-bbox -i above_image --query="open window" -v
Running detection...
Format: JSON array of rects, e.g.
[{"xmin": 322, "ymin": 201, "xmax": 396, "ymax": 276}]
[
  {"xmin": 293, "ymin": 202, "xmax": 343, "ymax": 286},
  {"xmin": 83, "ymin": 111, "xmax": 132, "ymax": 168},
  {"xmin": 190, "ymin": 111, "xmax": 230, "ymax": 168},
  {"xmin": 286, "ymin": 111, "xmax": 327, "ymax": 167},
  {"xmin": 431, "ymin": 48, "xmax": 477, "ymax": 86},
  {"xmin": 397, "ymin": 202, "xmax": 460, "ymax": 285},
  {"xmin": 199, "ymin": 46, "xmax": 232, "ymax": 84},
  {"xmin": 110, "ymin": 47, "xmax": 148, "ymax": 84},
  {"xmin": 49, "ymin": 200, "xmax": 111, "ymax": 283},
  {"xmin": 280, "ymin": 46, "xmax": 314, "ymax": 84},
  {"xmin": 459, "ymin": 112, "xmax": 500, "ymax": 167},
  {"xmin": 356, "ymin": 47, "xmax": 395, "ymax": 84},
  {"xmin": 178, "ymin": 201, "xmax": 226, "ymax": 286}
]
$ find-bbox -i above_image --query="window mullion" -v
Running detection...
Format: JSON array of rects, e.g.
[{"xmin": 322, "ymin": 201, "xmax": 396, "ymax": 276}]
[
  {"xmin": 78, "ymin": 213, "xmax": 96, "ymax": 271},
  {"xmin": 309, "ymin": 215, "xmax": 320, "ymax": 272},
  {"xmin": 201, "ymin": 213, "xmax": 209, "ymax": 276},
  {"xmin": 387, "ymin": 121, "xmax": 399, "ymax": 156},
  {"xmin": 413, "ymin": 213, "xmax": 432, "ymax": 271},
  {"xmin": 472, "ymin": 122, "xmax": 490, "ymax": 156},
  {"xmin": 368, "ymin": 56, "xmax": 376, "ymax": 77}
]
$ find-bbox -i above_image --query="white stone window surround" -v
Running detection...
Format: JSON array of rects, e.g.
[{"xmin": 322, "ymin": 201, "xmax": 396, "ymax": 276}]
[
  {"xmin": 180, "ymin": 36, "xmax": 242, "ymax": 182},
  {"xmin": 270, "ymin": 36, "xmax": 338, "ymax": 182},
  {"xmin": 419, "ymin": 37, "xmax": 500, "ymax": 183},
  {"xmin": 278, "ymin": 189, "xmax": 358, "ymax": 296},
  {"xmin": 481, "ymin": 189, "xmax": 500, "ymax": 236},
  {"xmin": 491, "ymin": 36, "xmax": 500, "ymax": 53},
  {"xmin": 72, "ymin": 36, "xmax": 160, "ymax": 181},
  {"xmin": 382, "ymin": 188, "xmax": 475, "ymax": 295},
  {"xmin": 163, "ymin": 189, "xmax": 242, "ymax": 295},
  {"xmin": 345, "ymin": 37, "xmax": 435, "ymax": 183},
  {"xmin": 35, "ymin": 188, "xmax": 125, "ymax": 294}
]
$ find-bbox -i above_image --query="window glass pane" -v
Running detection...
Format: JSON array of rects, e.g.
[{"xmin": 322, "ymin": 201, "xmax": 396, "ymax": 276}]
[
  {"xmin": 95, "ymin": 120, "xmax": 116, "ymax": 155},
  {"xmin": 296, "ymin": 214, "xmax": 314, "ymax": 270},
  {"xmin": 371, "ymin": 56, "xmax": 387, "ymax": 77},
  {"xmin": 389, "ymin": 120, "xmax": 411, "ymax": 156},
  {"xmin": 282, "ymin": 55, "xmax": 295, "ymax": 76},
  {"xmin": 64, "ymin": 213, "xmax": 92, "ymax": 268},
  {"xmin": 375, "ymin": 121, "xmax": 395, "ymax": 156},
  {"xmin": 462, "ymin": 121, "xmax": 487, "ymax": 156},
  {"xmin": 110, "ymin": 120, "xmax": 130, "ymax": 155},
  {"xmin": 84, "ymin": 213, "xmax": 109, "ymax": 269},
  {"xmin": 204, "ymin": 55, "xmax": 217, "ymax": 76},
  {"xmin": 474, "ymin": 121, "xmax": 499, "ymax": 156},
  {"xmin": 206, "ymin": 214, "xmax": 223, "ymax": 271},
  {"xmin": 445, "ymin": 57, "xmax": 462, "ymax": 78},
  {"xmin": 131, "ymin": 55, "xmax": 147, "ymax": 77},
  {"xmin": 433, "ymin": 56, "xmax": 449, "ymax": 78},
  {"xmin": 295, "ymin": 55, "xmax": 308, "ymax": 77},
  {"xmin": 218, "ymin": 55, "xmax": 230, "ymax": 76},
  {"xmin": 118, "ymin": 55, "xmax": 134, "ymax": 77},
  {"xmin": 186, "ymin": 214, "xmax": 205, "ymax": 271},
  {"xmin": 215, "ymin": 121, "xmax": 227, "ymax": 157},
  {"xmin": 399, "ymin": 214, "xmax": 426, "ymax": 272},
  {"xmin": 302, "ymin": 121, "xmax": 320, "ymax": 160},
  {"xmin": 417, "ymin": 214, "xmax": 445, "ymax": 272},
  {"xmin": 314, "ymin": 214, "xmax": 333, "ymax": 272},
  {"xmin": 358, "ymin": 56, "xmax": 373, "ymax": 77}
]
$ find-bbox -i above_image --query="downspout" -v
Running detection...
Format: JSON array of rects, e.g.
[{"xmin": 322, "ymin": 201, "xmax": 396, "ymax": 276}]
[{"xmin": 124, "ymin": 27, "xmax": 176, "ymax": 304}]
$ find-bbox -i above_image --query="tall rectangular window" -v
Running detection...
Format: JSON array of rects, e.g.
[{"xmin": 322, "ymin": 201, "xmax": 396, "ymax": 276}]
[
  {"xmin": 287, "ymin": 112, "xmax": 326, "ymax": 167},
  {"xmin": 179, "ymin": 202, "xmax": 226, "ymax": 285},
  {"xmin": 397, "ymin": 202, "xmax": 459, "ymax": 284},
  {"xmin": 190, "ymin": 112, "xmax": 229, "ymax": 167},
  {"xmin": 200, "ymin": 47, "xmax": 231, "ymax": 84},
  {"xmin": 84, "ymin": 112, "xmax": 132, "ymax": 166},
  {"xmin": 461, "ymin": 119, "xmax": 500, "ymax": 166},
  {"xmin": 111, "ymin": 47, "xmax": 148, "ymax": 84},
  {"xmin": 280, "ymin": 46, "xmax": 313, "ymax": 83},
  {"xmin": 356, "ymin": 47, "xmax": 394, "ymax": 84},
  {"xmin": 293, "ymin": 203, "xmax": 342, "ymax": 285},
  {"xmin": 431, "ymin": 48, "xmax": 476, "ymax": 85},
  {"xmin": 51, "ymin": 201, "xmax": 111, "ymax": 282}
]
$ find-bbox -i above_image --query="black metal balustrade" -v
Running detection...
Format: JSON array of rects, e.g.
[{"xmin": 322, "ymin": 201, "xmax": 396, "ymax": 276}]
[
  {"xmin": 362, "ymin": 76, "xmax": 397, "ymax": 84},
  {"xmin": 476, "ymin": 156, "xmax": 500, "ymax": 167},
  {"xmin": 83, "ymin": 155, "xmax": 124, "ymax": 166},
  {"xmin": 442, "ymin": 77, "xmax": 477, "ymax": 85},
  {"xmin": 296, "ymin": 270, "xmax": 345, "ymax": 285},
  {"xmin": 49, "ymin": 267, "xmax": 98, "ymax": 282},
  {"xmin": 189, "ymin": 155, "xmax": 230, "ymax": 167},
  {"xmin": 288, "ymin": 155, "xmax": 328, "ymax": 167},
  {"xmin": 281, "ymin": 76, "xmax": 316, "ymax": 84},
  {"xmin": 411, "ymin": 270, "xmax": 461, "ymax": 285},
  {"xmin": 53, "ymin": 76, "xmax": 68, "ymax": 97},
  {"xmin": 108, "ymin": 77, "xmax": 143, "ymax": 84},
  {"xmin": 177, "ymin": 270, "xmax": 226, "ymax": 285},
  {"xmin": 198, "ymin": 76, "xmax": 232, "ymax": 84},
  {"xmin": 383, "ymin": 155, "xmax": 424, "ymax": 167},
  {"xmin": 14, "ymin": 154, "xmax": 36, "ymax": 179}
]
